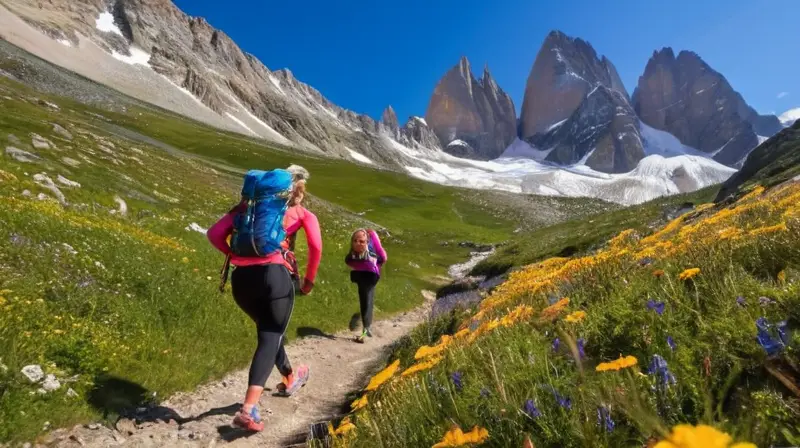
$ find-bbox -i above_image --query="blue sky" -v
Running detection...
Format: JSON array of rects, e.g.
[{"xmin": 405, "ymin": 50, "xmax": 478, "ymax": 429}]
[{"xmin": 174, "ymin": 0, "xmax": 799, "ymax": 123}]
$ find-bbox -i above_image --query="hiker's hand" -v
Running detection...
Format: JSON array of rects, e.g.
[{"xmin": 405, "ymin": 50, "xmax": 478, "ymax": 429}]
[{"xmin": 300, "ymin": 278, "xmax": 314, "ymax": 295}]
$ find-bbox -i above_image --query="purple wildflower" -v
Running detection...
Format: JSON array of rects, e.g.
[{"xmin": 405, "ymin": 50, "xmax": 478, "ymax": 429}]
[
  {"xmin": 648, "ymin": 355, "xmax": 677, "ymax": 389},
  {"xmin": 639, "ymin": 257, "xmax": 653, "ymax": 267},
  {"xmin": 451, "ymin": 372, "xmax": 463, "ymax": 392},
  {"xmin": 667, "ymin": 336, "xmax": 677, "ymax": 352},
  {"xmin": 524, "ymin": 399, "xmax": 541, "ymax": 418},
  {"xmin": 597, "ymin": 406, "xmax": 615, "ymax": 432},
  {"xmin": 736, "ymin": 296, "xmax": 746, "ymax": 307},
  {"xmin": 577, "ymin": 338, "xmax": 586, "ymax": 359},
  {"xmin": 759, "ymin": 296, "xmax": 775, "ymax": 307},
  {"xmin": 558, "ymin": 395, "xmax": 572, "ymax": 410},
  {"xmin": 756, "ymin": 317, "xmax": 788, "ymax": 356},
  {"xmin": 552, "ymin": 338, "xmax": 560, "ymax": 353},
  {"xmin": 647, "ymin": 299, "xmax": 665, "ymax": 315}
]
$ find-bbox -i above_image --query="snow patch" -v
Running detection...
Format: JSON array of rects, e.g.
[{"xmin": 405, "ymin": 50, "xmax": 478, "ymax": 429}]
[
  {"xmin": 413, "ymin": 116, "xmax": 427, "ymax": 126},
  {"xmin": 757, "ymin": 135, "xmax": 769, "ymax": 145},
  {"xmin": 447, "ymin": 139, "xmax": 470, "ymax": 147},
  {"xmin": 111, "ymin": 47, "xmax": 151, "ymax": 67},
  {"xmin": 501, "ymin": 138, "xmax": 554, "ymax": 162},
  {"xmin": 239, "ymin": 106, "xmax": 292, "ymax": 145},
  {"xmin": 402, "ymin": 149, "xmax": 735, "ymax": 206},
  {"xmin": 95, "ymin": 12, "xmax": 123, "ymax": 37},
  {"xmin": 345, "ymin": 147, "xmax": 374, "ymax": 165},
  {"xmin": 225, "ymin": 113, "xmax": 257, "ymax": 136},
  {"xmin": 545, "ymin": 118, "xmax": 568, "ymax": 133},
  {"xmin": 268, "ymin": 75, "xmax": 285, "ymax": 95},
  {"xmin": 779, "ymin": 107, "xmax": 800, "ymax": 127},
  {"xmin": 639, "ymin": 121, "xmax": 709, "ymax": 158}
]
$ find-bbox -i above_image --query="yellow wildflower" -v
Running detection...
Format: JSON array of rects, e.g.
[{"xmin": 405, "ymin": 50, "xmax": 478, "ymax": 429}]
[
  {"xmin": 654, "ymin": 424, "xmax": 756, "ymax": 448},
  {"xmin": 596, "ymin": 355, "xmax": 638, "ymax": 372},
  {"xmin": 653, "ymin": 269, "xmax": 665, "ymax": 278},
  {"xmin": 540, "ymin": 297, "xmax": 570, "ymax": 320},
  {"xmin": 499, "ymin": 305, "xmax": 534, "ymax": 327},
  {"xmin": 350, "ymin": 395, "xmax": 368, "ymax": 411},
  {"xmin": 777, "ymin": 270, "xmax": 786, "ymax": 284},
  {"xmin": 718, "ymin": 227, "xmax": 743, "ymax": 240},
  {"xmin": 736, "ymin": 185, "xmax": 766, "ymax": 203},
  {"xmin": 678, "ymin": 268, "xmax": 701, "ymax": 281},
  {"xmin": 401, "ymin": 356, "xmax": 443, "ymax": 377},
  {"xmin": 181, "ymin": 257, "xmax": 190, "ymax": 263},
  {"xmin": 467, "ymin": 319, "xmax": 500, "ymax": 343},
  {"xmin": 329, "ymin": 416, "xmax": 356, "ymax": 436},
  {"xmin": 748, "ymin": 222, "xmax": 788, "ymax": 236},
  {"xmin": 565, "ymin": 311, "xmax": 586, "ymax": 323},
  {"xmin": 365, "ymin": 359, "xmax": 400, "ymax": 391},
  {"xmin": 415, "ymin": 335, "xmax": 453, "ymax": 360},
  {"xmin": 453, "ymin": 328, "xmax": 470, "ymax": 339},
  {"xmin": 432, "ymin": 425, "xmax": 489, "ymax": 448}
]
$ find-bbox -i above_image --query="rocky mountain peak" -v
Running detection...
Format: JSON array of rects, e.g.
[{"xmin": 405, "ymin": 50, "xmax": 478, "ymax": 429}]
[
  {"xmin": 381, "ymin": 105, "xmax": 399, "ymax": 130},
  {"xmin": 424, "ymin": 57, "xmax": 517, "ymax": 160},
  {"xmin": 519, "ymin": 30, "xmax": 629, "ymax": 140},
  {"xmin": 633, "ymin": 48, "xmax": 782, "ymax": 167}
]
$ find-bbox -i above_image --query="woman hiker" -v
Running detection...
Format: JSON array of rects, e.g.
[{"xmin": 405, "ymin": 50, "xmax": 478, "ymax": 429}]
[
  {"xmin": 207, "ymin": 164, "xmax": 322, "ymax": 432},
  {"xmin": 345, "ymin": 228, "xmax": 388, "ymax": 343}
]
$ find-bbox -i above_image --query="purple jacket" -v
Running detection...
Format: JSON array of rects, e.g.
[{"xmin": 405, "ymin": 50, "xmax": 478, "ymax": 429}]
[{"xmin": 345, "ymin": 229, "xmax": 388, "ymax": 276}]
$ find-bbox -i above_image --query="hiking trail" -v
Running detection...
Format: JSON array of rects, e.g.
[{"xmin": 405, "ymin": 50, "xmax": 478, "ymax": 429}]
[{"xmin": 42, "ymin": 290, "xmax": 437, "ymax": 448}]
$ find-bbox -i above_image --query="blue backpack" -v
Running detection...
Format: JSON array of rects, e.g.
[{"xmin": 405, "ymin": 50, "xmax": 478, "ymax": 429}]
[{"xmin": 230, "ymin": 169, "xmax": 293, "ymax": 257}]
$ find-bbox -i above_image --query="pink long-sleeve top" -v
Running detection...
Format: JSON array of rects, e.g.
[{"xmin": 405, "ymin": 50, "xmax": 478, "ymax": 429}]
[
  {"xmin": 345, "ymin": 229, "xmax": 388, "ymax": 276},
  {"xmin": 207, "ymin": 204, "xmax": 322, "ymax": 283}
]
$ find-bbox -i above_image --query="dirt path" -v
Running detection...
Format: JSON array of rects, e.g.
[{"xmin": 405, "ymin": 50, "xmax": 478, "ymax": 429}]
[{"xmin": 43, "ymin": 291, "xmax": 436, "ymax": 448}]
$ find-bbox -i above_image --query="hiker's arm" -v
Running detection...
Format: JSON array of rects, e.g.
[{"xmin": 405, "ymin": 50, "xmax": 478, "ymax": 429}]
[
  {"xmin": 301, "ymin": 210, "xmax": 323, "ymax": 284},
  {"xmin": 369, "ymin": 229, "xmax": 387, "ymax": 265},
  {"xmin": 207, "ymin": 213, "xmax": 234, "ymax": 255}
]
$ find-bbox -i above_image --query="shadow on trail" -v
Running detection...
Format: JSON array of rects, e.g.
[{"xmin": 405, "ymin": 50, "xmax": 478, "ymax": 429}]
[
  {"xmin": 296, "ymin": 326, "xmax": 336, "ymax": 340},
  {"xmin": 88, "ymin": 374, "xmax": 242, "ymax": 435},
  {"xmin": 217, "ymin": 423, "xmax": 261, "ymax": 442}
]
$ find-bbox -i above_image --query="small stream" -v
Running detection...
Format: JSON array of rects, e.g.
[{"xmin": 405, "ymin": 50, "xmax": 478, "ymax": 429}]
[{"xmin": 432, "ymin": 247, "xmax": 502, "ymax": 318}]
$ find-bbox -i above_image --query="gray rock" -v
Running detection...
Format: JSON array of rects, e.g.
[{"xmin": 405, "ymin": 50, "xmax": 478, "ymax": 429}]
[
  {"xmin": 7, "ymin": 134, "xmax": 21, "ymax": 145},
  {"xmin": 52, "ymin": 123, "xmax": 73, "ymax": 140},
  {"xmin": 56, "ymin": 174, "xmax": 81, "ymax": 188},
  {"xmin": 61, "ymin": 156, "xmax": 81, "ymax": 167},
  {"xmin": 33, "ymin": 173, "xmax": 67, "ymax": 204},
  {"xmin": 21, "ymin": 364, "xmax": 44, "ymax": 383},
  {"xmin": 6, "ymin": 146, "xmax": 40, "ymax": 163},
  {"xmin": 41, "ymin": 374, "xmax": 61, "ymax": 392},
  {"xmin": 30, "ymin": 133, "xmax": 52, "ymax": 150}
]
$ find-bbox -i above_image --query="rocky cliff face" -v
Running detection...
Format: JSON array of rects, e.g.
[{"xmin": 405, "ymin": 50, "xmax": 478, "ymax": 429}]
[
  {"xmin": 632, "ymin": 48, "xmax": 783, "ymax": 167},
  {"xmin": 517, "ymin": 31, "xmax": 644, "ymax": 173},
  {"xmin": 424, "ymin": 57, "xmax": 517, "ymax": 160},
  {"xmin": 0, "ymin": 0, "xmax": 443, "ymax": 170}
]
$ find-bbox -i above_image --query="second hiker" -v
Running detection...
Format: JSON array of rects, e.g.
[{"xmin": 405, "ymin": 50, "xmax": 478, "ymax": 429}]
[{"xmin": 345, "ymin": 228, "xmax": 388, "ymax": 343}]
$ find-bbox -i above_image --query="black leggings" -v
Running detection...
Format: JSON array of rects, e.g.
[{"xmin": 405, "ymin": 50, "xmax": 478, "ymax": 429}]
[
  {"xmin": 231, "ymin": 264, "xmax": 295, "ymax": 387},
  {"xmin": 351, "ymin": 271, "xmax": 379, "ymax": 329}
]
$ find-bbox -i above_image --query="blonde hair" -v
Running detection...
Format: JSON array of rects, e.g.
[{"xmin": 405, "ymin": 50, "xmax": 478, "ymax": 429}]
[
  {"xmin": 290, "ymin": 179, "xmax": 306, "ymax": 206},
  {"xmin": 287, "ymin": 164, "xmax": 309, "ymax": 206}
]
